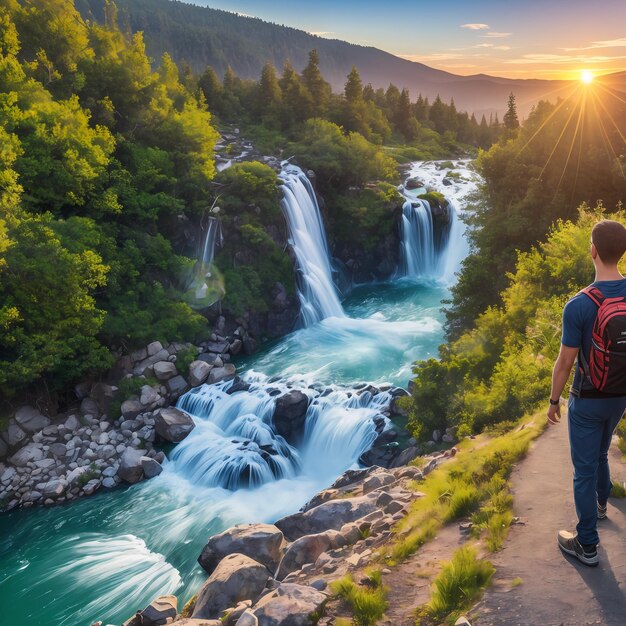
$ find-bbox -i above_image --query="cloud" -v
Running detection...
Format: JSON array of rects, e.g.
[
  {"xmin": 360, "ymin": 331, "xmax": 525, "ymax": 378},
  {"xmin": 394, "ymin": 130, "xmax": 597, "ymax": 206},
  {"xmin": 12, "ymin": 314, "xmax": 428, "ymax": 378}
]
[
  {"xmin": 474, "ymin": 43, "xmax": 494, "ymax": 48},
  {"xmin": 504, "ymin": 53, "xmax": 626, "ymax": 65},
  {"xmin": 493, "ymin": 45, "xmax": 512, "ymax": 51},
  {"xmin": 481, "ymin": 31, "xmax": 512, "ymax": 38},
  {"xmin": 461, "ymin": 23, "xmax": 490, "ymax": 30},
  {"xmin": 562, "ymin": 37, "xmax": 626, "ymax": 52}
]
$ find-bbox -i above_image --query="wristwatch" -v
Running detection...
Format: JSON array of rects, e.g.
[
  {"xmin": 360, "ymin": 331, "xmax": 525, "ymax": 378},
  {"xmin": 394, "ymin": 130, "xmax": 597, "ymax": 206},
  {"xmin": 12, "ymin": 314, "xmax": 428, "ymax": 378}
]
[{"xmin": 549, "ymin": 398, "xmax": 560, "ymax": 405}]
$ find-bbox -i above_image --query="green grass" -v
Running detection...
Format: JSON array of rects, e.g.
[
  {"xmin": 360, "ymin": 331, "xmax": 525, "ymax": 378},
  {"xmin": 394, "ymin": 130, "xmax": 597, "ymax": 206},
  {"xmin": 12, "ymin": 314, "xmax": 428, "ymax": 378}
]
[
  {"xmin": 330, "ymin": 571, "xmax": 388, "ymax": 626},
  {"xmin": 510, "ymin": 577, "xmax": 523, "ymax": 588},
  {"xmin": 610, "ymin": 482, "xmax": 626, "ymax": 498},
  {"xmin": 384, "ymin": 414, "xmax": 545, "ymax": 565},
  {"xmin": 420, "ymin": 546, "xmax": 494, "ymax": 625}
]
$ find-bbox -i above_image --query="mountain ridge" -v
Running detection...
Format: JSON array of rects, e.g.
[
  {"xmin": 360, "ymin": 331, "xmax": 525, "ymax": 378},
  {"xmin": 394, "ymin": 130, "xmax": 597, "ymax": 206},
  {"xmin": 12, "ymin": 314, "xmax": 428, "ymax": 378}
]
[{"xmin": 78, "ymin": 0, "xmax": 619, "ymax": 116}]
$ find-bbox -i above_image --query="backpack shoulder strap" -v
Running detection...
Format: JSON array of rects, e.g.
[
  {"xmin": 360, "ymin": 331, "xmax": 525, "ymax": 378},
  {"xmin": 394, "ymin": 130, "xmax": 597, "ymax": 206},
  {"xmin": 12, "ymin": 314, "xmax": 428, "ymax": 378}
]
[{"xmin": 580, "ymin": 285, "xmax": 605, "ymax": 307}]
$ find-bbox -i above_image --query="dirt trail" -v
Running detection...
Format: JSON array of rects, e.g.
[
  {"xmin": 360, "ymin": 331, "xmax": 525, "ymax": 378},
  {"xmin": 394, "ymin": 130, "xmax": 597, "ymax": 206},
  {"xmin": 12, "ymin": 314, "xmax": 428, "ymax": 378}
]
[{"xmin": 470, "ymin": 417, "xmax": 626, "ymax": 626}]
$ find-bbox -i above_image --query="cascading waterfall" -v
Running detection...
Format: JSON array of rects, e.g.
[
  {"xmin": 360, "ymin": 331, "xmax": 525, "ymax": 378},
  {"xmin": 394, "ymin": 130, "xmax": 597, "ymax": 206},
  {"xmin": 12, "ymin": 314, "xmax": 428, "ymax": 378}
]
[
  {"xmin": 199, "ymin": 217, "xmax": 221, "ymax": 271},
  {"xmin": 172, "ymin": 373, "xmax": 391, "ymax": 491},
  {"xmin": 279, "ymin": 164, "xmax": 346, "ymax": 326}
]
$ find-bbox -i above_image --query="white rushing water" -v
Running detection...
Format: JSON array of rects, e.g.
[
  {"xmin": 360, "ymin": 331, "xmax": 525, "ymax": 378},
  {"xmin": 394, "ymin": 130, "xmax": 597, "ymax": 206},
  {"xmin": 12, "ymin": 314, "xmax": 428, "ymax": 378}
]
[
  {"xmin": 398, "ymin": 160, "xmax": 478, "ymax": 283},
  {"xmin": 279, "ymin": 164, "xmax": 346, "ymax": 326}
]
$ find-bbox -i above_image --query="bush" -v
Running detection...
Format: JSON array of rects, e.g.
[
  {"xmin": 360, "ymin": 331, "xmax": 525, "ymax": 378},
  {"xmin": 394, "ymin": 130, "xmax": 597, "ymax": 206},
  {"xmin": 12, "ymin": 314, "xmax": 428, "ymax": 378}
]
[{"xmin": 331, "ymin": 572, "xmax": 388, "ymax": 626}]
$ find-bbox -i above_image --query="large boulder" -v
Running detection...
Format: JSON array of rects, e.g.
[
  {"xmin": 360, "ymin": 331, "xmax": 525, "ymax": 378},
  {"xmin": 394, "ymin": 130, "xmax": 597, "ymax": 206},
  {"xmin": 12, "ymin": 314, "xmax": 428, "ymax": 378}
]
[
  {"xmin": 276, "ymin": 495, "xmax": 377, "ymax": 541},
  {"xmin": 208, "ymin": 364, "xmax": 237, "ymax": 385},
  {"xmin": 192, "ymin": 554, "xmax": 270, "ymax": 620},
  {"xmin": 14, "ymin": 406, "xmax": 50, "ymax": 434},
  {"xmin": 275, "ymin": 533, "xmax": 332, "ymax": 580},
  {"xmin": 251, "ymin": 583, "xmax": 327, "ymax": 626},
  {"xmin": 272, "ymin": 391, "xmax": 309, "ymax": 444},
  {"xmin": 139, "ymin": 594, "xmax": 177, "ymax": 625},
  {"xmin": 154, "ymin": 361, "xmax": 178, "ymax": 381},
  {"xmin": 198, "ymin": 523, "xmax": 284, "ymax": 576},
  {"xmin": 8, "ymin": 443, "xmax": 44, "ymax": 467},
  {"xmin": 117, "ymin": 448, "xmax": 145, "ymax": 484},
  {"xmin": 40, "ymin": 478, "xmax": 68, "ymax": 498},
  {"xmin": 7, "ymin": 421, "xmax": 27, "ymax": 447},
  {"xmin": 141, "ymin": 456, "xmax": 163, "ymax": 479},
  {"xmin": 166, "ymin": 375, "xmax": 190, "ymax": 397},
  {"xmin": 189, "ymin": 360, "xmax": 212, "ymax": 387},
  {"xmin": 121, "ymin": 399, "xmax": 143, "ymax": 419},
  {"xmin": 154, "ymin": 407, "xmax": 195, "ymax": 443}
]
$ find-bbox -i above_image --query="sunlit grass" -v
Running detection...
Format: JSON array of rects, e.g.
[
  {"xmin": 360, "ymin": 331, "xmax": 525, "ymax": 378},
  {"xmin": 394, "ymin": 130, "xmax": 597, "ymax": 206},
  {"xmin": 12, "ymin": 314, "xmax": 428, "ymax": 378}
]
[
  {"xmin": 418, "ymin": 545, "xmax": 495, "ymax": 625},
  {"xmin": 383, "ymin": 414, "xmax": 545, "ymax": 565},
  {"xmin": 330, "ymin": 570, "xmax": 388, "ymax": 626}
]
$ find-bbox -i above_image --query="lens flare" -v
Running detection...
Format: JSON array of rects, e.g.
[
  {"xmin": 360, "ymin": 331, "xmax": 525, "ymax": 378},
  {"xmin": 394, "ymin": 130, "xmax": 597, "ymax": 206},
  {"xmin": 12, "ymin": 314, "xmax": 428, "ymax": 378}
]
[{"xmin": 581, "ymin": 70, "xmax": 594, "ymax": 84}]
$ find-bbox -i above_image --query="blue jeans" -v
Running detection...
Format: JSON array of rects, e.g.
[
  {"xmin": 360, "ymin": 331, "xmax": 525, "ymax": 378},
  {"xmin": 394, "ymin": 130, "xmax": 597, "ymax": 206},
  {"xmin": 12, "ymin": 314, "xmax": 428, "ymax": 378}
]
[{"xmin": 567, "ymin": 394, "xmax": 626, "ymax": 545}]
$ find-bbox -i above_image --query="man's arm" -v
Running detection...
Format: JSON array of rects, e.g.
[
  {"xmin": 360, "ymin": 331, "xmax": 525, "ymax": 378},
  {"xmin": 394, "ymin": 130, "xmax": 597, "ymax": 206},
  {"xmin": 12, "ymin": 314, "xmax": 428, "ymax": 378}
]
[{"xmin": 547, "ymin": 344, "xmax": 579, "ymax": 424}]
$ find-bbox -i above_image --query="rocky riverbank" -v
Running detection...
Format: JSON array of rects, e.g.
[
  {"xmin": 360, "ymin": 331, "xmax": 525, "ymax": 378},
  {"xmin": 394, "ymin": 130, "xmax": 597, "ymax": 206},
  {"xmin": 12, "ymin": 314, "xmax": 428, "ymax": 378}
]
[
  {"xmin": 0, "ymin": 328, "xmax": 245, "ymax": 511},
  {"xmin": 104, "ymin": 449, "xmax": 457, "ymax": 626}
]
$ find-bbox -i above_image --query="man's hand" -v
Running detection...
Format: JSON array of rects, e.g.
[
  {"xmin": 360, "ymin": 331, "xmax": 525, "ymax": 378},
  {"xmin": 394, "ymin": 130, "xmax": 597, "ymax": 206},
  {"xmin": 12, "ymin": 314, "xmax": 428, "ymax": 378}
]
[{"xmin": 547, "ymin": 400, "xmax": 561, "ymax": 425}]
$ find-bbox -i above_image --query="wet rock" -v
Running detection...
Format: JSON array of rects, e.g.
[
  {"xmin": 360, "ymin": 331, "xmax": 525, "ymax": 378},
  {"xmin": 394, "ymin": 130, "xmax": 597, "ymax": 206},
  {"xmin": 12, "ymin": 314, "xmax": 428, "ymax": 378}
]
[
  {"xmin": 388, "ymin": 446, "xmax": 420, "ymax": 468},
  {"xmin": 192, "ymin": 554, "xmax": 270, "ymax": 619},
  {"xmin": 189, "ymin": 360, "xmax": 213, "ymax": 386},
  {"xmin": 198, "ymin": 523, "xmax": 284, "ymax": 575},
  {"xmin": 251, "ymin": 583, "xmax": 327, "ymax": 625},
  {"xmin": 117, "ymin": 448, "xmax": 145, "ymax": 484},
  {"xmin": 83, "ymin": 479, "xmax": 101, "ymax": 495},
  {"xmin": 15, "ymin": 406, "xmax": 51, "ymax": 434},
  {"xmin": 139, "ymin": 594, "xmax": 177, "ymax": 625},
  {"xmin": 154, "ymin": 361, "xmax": 178, "ymax": 381},
  {"xmin": 226, "ymin": 377, "xmax": 251, "ymax": 395},
  {"xmin": 272, "ymin": 391, "xmax": 309, "ymax": 445},
  {"xmin": 198, "ymin": 353, "xmax": 223, "ymax": 367},
  {"xmin": 276, "ymin": 495, "xmax": 378, "ymax": 541},
  {"xmin": 141, "ymin": 456, "xmax": 163, "ymax": 479},
  {"xmin": 208, "ymin": 364, "xmax": 237, "ymax": 385},
  {"xmin": 154, "ymin": 407, "xmax": 195, "ymax": 443}
]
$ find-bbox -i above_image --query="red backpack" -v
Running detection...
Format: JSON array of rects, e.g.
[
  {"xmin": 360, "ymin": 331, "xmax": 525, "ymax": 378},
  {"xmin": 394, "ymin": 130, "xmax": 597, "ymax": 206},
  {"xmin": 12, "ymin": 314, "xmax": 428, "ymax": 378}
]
[{"xmin": 579, "ymin": 286, "xmax": 626, "ymax": 393}]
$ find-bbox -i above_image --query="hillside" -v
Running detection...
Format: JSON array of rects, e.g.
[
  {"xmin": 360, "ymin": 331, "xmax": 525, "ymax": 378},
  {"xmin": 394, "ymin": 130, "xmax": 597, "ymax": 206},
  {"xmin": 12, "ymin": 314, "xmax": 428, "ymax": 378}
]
[{"xmin": 77, "ymin": 0, "xmax": 579, "ymax": 117}]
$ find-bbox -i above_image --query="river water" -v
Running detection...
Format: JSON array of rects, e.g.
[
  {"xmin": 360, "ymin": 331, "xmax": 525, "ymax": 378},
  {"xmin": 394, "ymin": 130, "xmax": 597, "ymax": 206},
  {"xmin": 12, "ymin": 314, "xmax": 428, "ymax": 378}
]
[{"xmin": 0, "ymin": 161, "xmax": 479, "ymax": 626}]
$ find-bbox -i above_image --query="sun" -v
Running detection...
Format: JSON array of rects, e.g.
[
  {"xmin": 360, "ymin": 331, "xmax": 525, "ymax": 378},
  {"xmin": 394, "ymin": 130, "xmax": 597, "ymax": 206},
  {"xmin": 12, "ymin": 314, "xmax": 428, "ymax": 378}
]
[{"xmin": 581, "ymin": 70, "xmax": 594, "ymax": 84}]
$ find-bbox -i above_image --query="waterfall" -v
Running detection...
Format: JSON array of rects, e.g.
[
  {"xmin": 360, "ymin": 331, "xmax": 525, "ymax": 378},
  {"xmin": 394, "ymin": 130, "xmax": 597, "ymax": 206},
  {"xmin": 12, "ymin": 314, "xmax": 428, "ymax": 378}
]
[
  {"xmin": 279, "ymin": 165, "xmax": 345, "ymax": 326},
  {"xmin": 187, "ymin": 216, "xmax": 223, "ymax": 306},
  {"xmin": 172, "ymin": 373, "xmax": 391, "ymax": 491},
  {"xmin": 199, "ymin": 217, "xmax": 221, "ymax": 271},
  {"xmin": 398, "ymin": 196, "xmax": 458, "ymax": 280}
]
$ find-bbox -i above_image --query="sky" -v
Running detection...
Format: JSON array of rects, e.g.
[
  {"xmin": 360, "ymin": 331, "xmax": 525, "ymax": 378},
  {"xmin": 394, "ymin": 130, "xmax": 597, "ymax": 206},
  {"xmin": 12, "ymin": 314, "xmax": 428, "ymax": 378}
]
[{"xmin": 187, "ymin": 0, "xmax": 626, "ymax": 80}]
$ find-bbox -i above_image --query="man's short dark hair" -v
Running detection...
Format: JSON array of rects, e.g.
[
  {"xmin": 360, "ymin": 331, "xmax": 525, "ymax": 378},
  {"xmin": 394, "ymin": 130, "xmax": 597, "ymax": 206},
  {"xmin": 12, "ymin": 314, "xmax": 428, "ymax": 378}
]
[{"xmin": 592, "ymin": 220, "xmax": 626, "ymax": 264}]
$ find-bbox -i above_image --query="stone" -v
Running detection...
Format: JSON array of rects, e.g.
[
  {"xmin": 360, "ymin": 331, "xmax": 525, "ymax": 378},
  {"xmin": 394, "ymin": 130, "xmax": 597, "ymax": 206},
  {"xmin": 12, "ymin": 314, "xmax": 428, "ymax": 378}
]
[
  {"xmin": 207, "ymin": 341, "xmax": 229, "ymax": 354},
  {"xmin": 140, "ymin": 385, "xmax": 160, "ymax": 406},
  {"xmin": 130, "ymin": 347, "xmax": 148, "ymax": 362},
  {"xmin": 154, "ymin": 360, "xmax": 178, "ymax": 381},
  {"xmin": 252, "ymin": 583, "xmax": 327, "ymax": 626},
  {"xmin": 80, "ymin": 397, "xmax": 101, "ymax": 417},
  {"xmin": 166, "ymin": 375, "xmax": 190, "ymax": 396},
  {"xmin": 67, "ymin": 466, "xmax": 92, "ymax": 485},
  {"xmin": 207, "ymin": 364, "xmax": 237, "ymax": 385},
  {"xmin": 276, "ymin": 495, "xmax": 378, "ymax": 541},
  {"xmin": 9, "ymin": 443, "xmax": 44, "ymax": 467},
  {"xmin": 117, "ymin": 448, "xmax": 145, "ymax": 484},
  {"xmin": 91, "ymin": 383, "xmax": 118, "ymax": 412},
  {"xmin": 7, "ymin": 421, "xmax": 27, "ymax": 447},
  {"xmin": 199, "ymin": 523, "xmax": 284, "ymax": 576},
  {"xmin": 41, "ymin": 478, "xmax": 68, "ymax": 498},
  {"xmin": 388, "ymin": 446, "xmax": 420, "ymax": 468},
  {"xmin": 229, "ymin": 339, "xmax": 243, "ymax": 356},
  {"xmin": 235, "ymin": 609, "xmax": 258, "ymax": 626},
  {"xmin": 275, "ymin": 533, "xmax": 332, "ymax": 580},
  {"xmin": 0, "ymin": 436, "xmax": 7, "ymax": 459},
  {"xmin": 154, "ymin": 407, "xmax": 195, "ymax": 443},
  {"xmin": 272, "ymin": 391, "xmax": 309, "ymax": 445},
  {"xmin": 189, "ymin": 360, "xmax": 212, "ymax": 386},
  {"xmin": 147, "ymin": 341, "xmax": 164, "ymax": 357},
  {"xmin": 102, "ymin": 477, "xmax": 116, "ymax": 488},
  {"xmin": 49, "ymin": 442, "xmax": 67, "ymax": 458},
  {"xmin": 362, "ymin": 472, "xmax": 396, "ymax": 494},
  {"xmin": 121, "ymin": 399, "xmax": 143, "ymax": 419},
  {"xmin": 82, "ymin": 479, "xmax": 101, "ymax": 495},
  {"xmin": 65, "ymin": 415, "xmax": 80, "ymax": 431},
  {"xmin": 454, "ymin": 617, "xmax": 472, "ymax": 626},
  {"xmin": 15, "ymin": 406, "xmax": 51, "ymax": 433},
  {"xmin": 139, "ymin": 594, "xmax": 177, "ymax": 625},
  {"xmin": 141, "ymin": 456, "xmax": 163, "ymax": 479},
  {"xmin": 198, "ymin": 353, "xmax": 223, "ymax": 367},
  {"xmin": 0, "ymin": 466, "xmax": 16, "ymax": 484},
  {"xmin": 192, "ymin": 554, "xmax": 270, "ymax": 619}
]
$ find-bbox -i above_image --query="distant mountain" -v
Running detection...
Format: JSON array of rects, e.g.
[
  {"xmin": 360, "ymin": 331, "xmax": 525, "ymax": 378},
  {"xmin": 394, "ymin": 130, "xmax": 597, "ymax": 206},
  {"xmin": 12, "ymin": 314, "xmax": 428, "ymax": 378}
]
[{"xmin": 77, "ymin": 0, "xmax": 622, "ymax": 117}]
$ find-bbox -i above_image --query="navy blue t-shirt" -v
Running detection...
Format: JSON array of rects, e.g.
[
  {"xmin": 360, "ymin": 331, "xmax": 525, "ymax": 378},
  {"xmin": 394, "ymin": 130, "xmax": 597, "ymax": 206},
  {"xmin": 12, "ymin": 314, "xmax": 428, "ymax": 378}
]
[{"xmin": 562, "ymin": 278, "xmax": 626, "ymax": 396}]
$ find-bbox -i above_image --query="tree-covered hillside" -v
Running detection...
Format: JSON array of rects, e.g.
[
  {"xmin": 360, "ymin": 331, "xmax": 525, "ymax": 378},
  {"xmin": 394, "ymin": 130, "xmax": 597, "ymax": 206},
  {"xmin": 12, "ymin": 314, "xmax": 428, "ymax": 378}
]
[{"xmin": 76, "ymin": 0, "xmax": 573, "ymax": 117}]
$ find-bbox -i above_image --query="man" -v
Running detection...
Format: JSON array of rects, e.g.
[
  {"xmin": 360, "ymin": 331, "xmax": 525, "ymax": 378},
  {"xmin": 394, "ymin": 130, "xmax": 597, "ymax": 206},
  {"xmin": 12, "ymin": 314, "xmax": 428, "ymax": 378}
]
[{"xmin": 548, "ymin": 219, "xmax": 626, "ymax": 567}]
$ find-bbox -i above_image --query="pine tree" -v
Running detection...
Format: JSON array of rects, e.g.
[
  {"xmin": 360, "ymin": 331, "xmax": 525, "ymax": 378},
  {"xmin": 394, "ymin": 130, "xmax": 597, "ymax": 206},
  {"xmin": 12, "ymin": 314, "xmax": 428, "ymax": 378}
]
[
  {"xmin": 344, "ymin": 66, "xmax": 363, "ymax": 103},
  {"xmin": 362, "ymin": 83, "xmax": 375, "ymax": 101},
  {"xmin": 396, "ymin": 88, "xmax": 418, "ymax": 140},
  {"xmin": 503, "ymin": 92, "xmax": 520, "ymax": 130},
  {"xmin": 198, "ymin": 65, "xmax": 223, "ymax": 111},
  {"xmin": 301, "ymin": 49, "xmax": 330, "ymax": 115},
  {"xmin": 259, "ymin": 62, "xmax": 281, "ymax": 109}
]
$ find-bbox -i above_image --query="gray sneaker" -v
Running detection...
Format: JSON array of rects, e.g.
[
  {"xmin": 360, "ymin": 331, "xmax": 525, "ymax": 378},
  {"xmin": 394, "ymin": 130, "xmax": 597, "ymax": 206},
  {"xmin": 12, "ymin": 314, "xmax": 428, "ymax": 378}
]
[{"xmin": 558, "ymin": 530, "xmax": 599, "ymax": 566}]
